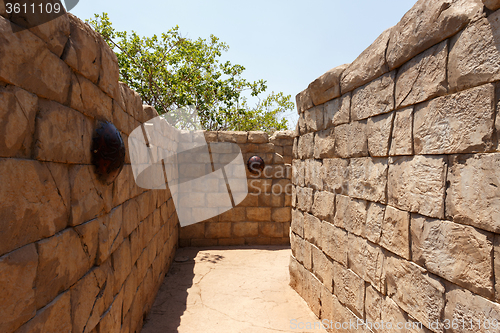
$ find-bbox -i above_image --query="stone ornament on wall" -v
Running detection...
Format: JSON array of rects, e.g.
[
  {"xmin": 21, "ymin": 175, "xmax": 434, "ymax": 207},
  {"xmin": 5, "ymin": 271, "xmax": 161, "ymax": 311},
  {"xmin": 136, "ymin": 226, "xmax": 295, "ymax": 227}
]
[{"xmin": 91, "ymin": 121, "xmax": 126, "ymax": 185}]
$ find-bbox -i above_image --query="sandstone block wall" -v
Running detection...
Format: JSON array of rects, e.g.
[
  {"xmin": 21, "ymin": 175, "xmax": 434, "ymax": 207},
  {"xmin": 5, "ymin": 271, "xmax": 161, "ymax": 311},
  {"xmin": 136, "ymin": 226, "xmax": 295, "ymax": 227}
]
[
  {"xmin": 0, "ymin": 11, "xmax": 178, "ymax": 333},
  {"xmin": 291, "ymin": 0, "xmax": 500, "ymax": 332},
  {"xmin": 179, "ymin": 130, "xmax": 294, "ymax": 246}
]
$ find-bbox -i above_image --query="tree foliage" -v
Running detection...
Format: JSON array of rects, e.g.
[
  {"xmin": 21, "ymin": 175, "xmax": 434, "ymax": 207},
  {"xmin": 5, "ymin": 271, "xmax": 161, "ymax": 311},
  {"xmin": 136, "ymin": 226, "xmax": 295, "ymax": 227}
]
[{"xmin": 87, "ymin": 13, "xmax": 293, "ymax": 132}]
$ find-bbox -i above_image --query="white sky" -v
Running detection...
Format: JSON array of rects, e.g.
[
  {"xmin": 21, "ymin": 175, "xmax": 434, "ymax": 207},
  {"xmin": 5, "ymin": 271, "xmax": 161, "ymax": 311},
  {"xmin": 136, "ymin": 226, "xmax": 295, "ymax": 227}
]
[{"xmin": 70, "ymin": 0, "xmax": 417, "ymax": 129}]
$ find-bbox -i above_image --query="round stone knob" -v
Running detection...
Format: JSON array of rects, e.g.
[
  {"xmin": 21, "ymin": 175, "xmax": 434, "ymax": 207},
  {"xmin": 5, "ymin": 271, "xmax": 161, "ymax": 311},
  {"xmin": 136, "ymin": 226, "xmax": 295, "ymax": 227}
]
[
  {"xmin": 247, "ymin": 155, "xmax": 265, "ymax": 174},
  {"xmin": 91, "ymin": 121, "xmax": 126, "ymax": 185}
]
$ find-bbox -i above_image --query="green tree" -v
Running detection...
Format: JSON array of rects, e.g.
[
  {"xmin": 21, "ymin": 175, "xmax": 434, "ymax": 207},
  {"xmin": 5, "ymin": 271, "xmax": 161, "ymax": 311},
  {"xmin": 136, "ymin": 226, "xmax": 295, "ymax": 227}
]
[{"xmin": 87, "ymin": 13, "xmax": 293, "ymax": 132}]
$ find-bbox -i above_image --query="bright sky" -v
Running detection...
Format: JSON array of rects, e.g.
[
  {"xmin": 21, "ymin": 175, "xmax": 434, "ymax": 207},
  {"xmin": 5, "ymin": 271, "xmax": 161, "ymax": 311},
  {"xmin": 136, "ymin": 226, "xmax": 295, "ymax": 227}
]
[{"xmin": 70, "ymin": 0, "xmax": 417, "ymax": 129}]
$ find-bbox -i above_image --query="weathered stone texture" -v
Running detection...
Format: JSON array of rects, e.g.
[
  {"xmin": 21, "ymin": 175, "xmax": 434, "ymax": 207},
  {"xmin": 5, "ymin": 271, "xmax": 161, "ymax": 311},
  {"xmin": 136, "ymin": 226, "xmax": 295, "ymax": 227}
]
[
  {"xmin": 380, "ymin": 206, "xmax": 410, "ymax": 260},
  {"xmin": 367, "ymin": 112, "xmax": 394, "ymax": 157},
  {"xmin": 351, "ymin": 71, "xmax": 395, "ymax": 121},
  {"xmin": 348, "ymin": 157, "xmax": 388, "ymax": 203},
  {"xmin": 297, "ymin": 132, "xmax": 314, "ymax": 159},
  {"xmin": 334, "ymin": 121, "xmax": 368, "ymax": 158},
  {"xmin": 304, "ymin": 159, "xmax": 322, "ymax": 190},
  {"xmin": 341, "ymin": 28, "xmax": 391, "ymax": 94},
  {"xmin": 365, "ymin": 202, "xmax": 385, "ymax": 244},
  {"xmin": 322, "ymin": 158, "xmax": 349, "ymax": 194},
  {"xmin": 483, "ymin": 0, "xmax": 500, "ymax": 10},
  {"xmin": 414, "ymin": 84, "xmax": 495, "ymax": 155},
  {"xmin": 386, "ymin": 0, "xmax": 483, "ymax": 70},
  {"xmin": 311, "ymin": 245, "xmax": 334, "ymax": 291},
  {"xmin": 304, "ymin": 213, "xmax": 322, "ymax": 248},
  {"xmin": 388, "ymin": 155, "xmax": 447, "ymax": 219},
  {"xmin": 334, "ymin": 195, "xmax": 367, "ymax": 236},
  {"xmin": 324, "ymin": 92, "xmax": 350, "ymax": 128},
  {"xmin": 304, "ymin": 105, "xmax": 324, "ymax": 133},
  {"xmin": 313, "ymin": 128, "xmax": 335, "ymax": 159},
  {"xmin": 309, "ymin": 64, "xmax": 347, "ymax": 105},
  {"xmin": 291, "ymin": 208, "xmax": 304, "ymax": 238},
  {"xmin": 495, "ymin": 235, "xmax": 499, "ymax": 303},
  {"xmin": 296, "ymin": 88, "xmax": 313, "ymax": 113},
  {"xmin": 412, "ymin": 215, "xmax": 494, "ymax": 298},
  {"xmin": 390, "ymin": 107, "xmax": 414, "ymax": 156},
  {"xmin": 395, "ymin": 40, "xmax": 448, "ymax": 108},
  {"xmin": 446, "ymin": 153, "xmax": 500, "ymax": 233},
  {"xmin": 348, "ymin": 234, "xmax": 385, "ymax": 294},
  {"xmin": 311, "ymin": 191, "xmax": 335, "ymax": 222},
  {"xmin": 386, "ymin": 255, "xmax": 445, "ymax": 331},
  {"xmin": 333, "ymin": 261, "xmax": 365, "ymax": 318},
  {"xmin": 321, "ymin": 222, "xmax": 347, "ymax": 266}
]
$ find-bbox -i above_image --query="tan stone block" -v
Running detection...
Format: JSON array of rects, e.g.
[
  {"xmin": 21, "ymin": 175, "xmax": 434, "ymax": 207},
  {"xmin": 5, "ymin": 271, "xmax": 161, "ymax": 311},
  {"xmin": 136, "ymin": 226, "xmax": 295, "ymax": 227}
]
[
  {"xmin": 246, "ymin": 207, "xmax": 271, "ymax": 222},
  {"xmin": 112, "ymin": 165, "xmax": 132, "ymax": 207},
  {"xmin": 112, "ymin": 238, "xmax": 132, "ymax": 296},
  {"xmin": 97, "ymin": 206, "xmax": 124, "ymax": 264},
  {"xmin": 296, "ymin": 88, "xmax": 314, "ymax": 113},
  {"xmin": 0, "ymin": 85, "xmax": 37, "ymax": 158},
  {"xmin": 388, "ymin": 155, "xmax": 447, "ymax": 219},
  {"xmin": 309, "ymin": 64, "xmax": 347, "ymax": 105},
  {"xmin": 334, "ymin": 195, "xmax": 367, "ymax": 236},
  {"xmin": 333, "ymin": 261, "xmax": 365, "ymax": 318},
  {"xmin": 386, "ymin": 0, "xmax": 482, "ymax": 70},
  {"xmin": 291, "ymin": 208, "xmax": 304, "ymax": 238},
  {"xmin": 483, "ymin": 0, "xmax": 500, "ymax": 10},
  {"xmin": 386, "ymin": 255, "xmax": 445, "ymax": 330},
  {"xmin": 204, "ymin": 222, "xmax": 231, "ymax": 238},
  {"xmin": 365, "ymin": 285, "xmax": 383, "ymax": 327},
  {"xmin": 122, "ymin": 198, "xmax": 140, "ymax": 237},
  {"xmin": 0, "ymin": 244, "xmax": 37, "ymax": 332},
  {"xmin": 311, "ymin": 191, "xmax": 335, "ymax": 222},
  {"xmin": 271, "ymin": 207, "xmax": 291, "ymax": 222},
  {"xmin": 311, "ymin": 245, "xmax": 334, "ymax": 291},
  {"xmin": 232, "ymin": 222, "xmax": 258, "ymax": 237},
  {"xmin": 495, "ymin": 235, "xmax": 500, "ymax": 303},
  {"xmin": 14, "ymin": 291, "xmax": 72, "ymax": 333},
  {"xmin": 313, "ymin": 128, "xmax": 336, "ymax": 159},
  {"xmin": 0, "ymin": 17, "xmax": 71, "ymax": 104},
  {"xmin": 341, "ymin": 28, "xmax": 391, "ymax": 94},
  {"xmin": 271, "ymin": 193, "xmax": 284, "ymax": 207},
  {"xmin": 322, "ymin": 158, "xmax": 349, "ymax": 194},
  {"xmin": 348, "ymin": 157, "xmax": 388, "ymax": 203},
  {"xmin": 36, "ymin": 228, "xmax": 96, "ymax": 309},
  {"xmin": 304, "ymin": 213, "xmax": 322, "ymax": 248},
  {"xmin": 351, "ymin": 71, "xmax": 395, "ymax": 121},
  {"xmin": 247, "ymin": 179, "xmax": 272, "ymax": 194},
  {"xmin": 380, "ymin": 206, "xmax": 410, "ymax": 260},
  {"xmin": 217, "ymin": 131, "xmax": 247, "ymax": 143},
  {"xmin": 389, "ymin": 106, "xmax": 414, "ymax": 156},
  {"xmin": 321, "ymin": 222, "xmax": 347, "ymax": 266},
  {"xmin": 259, "ymin": 222, "xmax": 284, "ymax": 238},
  {"xmin": 365, "ymin": 202, "xmax": 385, "ymax": 244},
  {"xmin": 348, "ymin": 233, "xmax": 386, "ymax": 294},
  {"xmin": 74, "ymin": 218, "xmax": 99, "ymax": 264},
  {"xmin": 296, "ymin": 186, "xmax": 313, "ymax": 212},
  {"xmin": 119, "ymin": 82, "xmax": 143, "ymax": 119},
  {"xmin": 334, "ymin": 121, "xmax": 368, "ymax": 158},
  {"xmin": 305, "ymin": 270, "xmax": 323, "ymax": 318},
  {"xmin": 304, "ymin": 159, "xmax": 323, "ymax": 190},
  {"xmin": 298, "ymin": 132, "xmax": 314, "ymax": 159},
  {"xmin": 395, "ymin": 40, "xmax": 448, "ymax": 108},
  {"xmin": 73, "ymin": 73, "xmax": 113, "ymax": 120},
  {"xmin": 289, "ymin": 255, "xmax": 304, "ymax": 295},
  {"xmin": 303, "ymin": 239, "xmax": 312, "ymax": 271},
  {"xmin": 98, "ymin": 39, "xmax": 120, "ymax": 100},
  {"xmin": 367, "ymin": 112, "xmax": 394, "ymax": 157},
  {"xmin": 97, "ymin": 291, "xmax": 123, "ymax": 333},
  {"xmin": 247, "ymin": 131, "xmax": 268, "ymax": 143},
  {"xmin": 381, "ymin": 297, "xmax": 408, "ymax": 333},
  {"xmin": 237, "ymin": 193, "xmax": 259, "ymax": 207},
  {"xmin": 0, "ymin": 159, "xmax": 69, "ymax": 256},
  {"xmin": 444, "ymin": 284, "xmax": 500, "ymax": 333},
  {"xmin": 218, "ymin": 207, "xmax": 246, "ymax": 222},
  {"xmin": 324, "ymin": 92, "xmax": 351, "ymax": 128},
  {"xmin": 414, "ymin": 84, "xmax": 495, "ymax": 154},
  {"xmin": 411, "ymin": 215, "xmax": 494, "ymax": 298},
  {"xmin": 446, "ymin": 153, "xmax": 500, "ymax": 233}
]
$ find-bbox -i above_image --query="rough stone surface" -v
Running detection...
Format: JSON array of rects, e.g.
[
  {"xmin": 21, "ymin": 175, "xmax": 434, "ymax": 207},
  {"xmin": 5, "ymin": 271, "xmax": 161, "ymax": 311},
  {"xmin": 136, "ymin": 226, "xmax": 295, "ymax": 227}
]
[
  {"xmin": 334, "ymin": 121, "xmax": 368, "ymax": 158},
  {"xmin": 324, "ymin": 92, "xmax": 351, "ymax": 128},
  {"xmin": 395, "ymin": 40, "xmax": 448, "ymax": 108},
  {"xmin": 341, "ymin": 28, "xmax": 391, "ymax": 94},
  {"xmin": 291, "ymin": 208, "xmax": 304, "ymax": 238},
  {"xmin": 388, "ymin": 155, "xmax": 447, "ymax": 219},
  {"xmin": 217, "ymin": 131, "xmax": 247, "ymax": 144},
  {"xmin": 0, "ymin": 244, "xmax": 38, "ymax": 333},
  {"xmin": 296, "ymin": 88, "xmax": 314, "ymax": 113},
  {"xmin": 311, "ymin": 245, "xmax": 334, "ymax": 291},
  {"xmin": 380, "ymin": 206, "xmax": 410, "ymax": 260},
  {"xmin": 322, "ymin": 158, "xmax": 349, "ymax": 194},
  {"xmin": 98, "ymin": 39, "xmax": 120, "ymax": 100},
  {"xmin": 348, "ymin": 234, "xmax": 385, "ymax": 294},
  {"xmin": 367, "ymin": 112, "xmax": 394, "ymax": 157},
  {"xmin": 386, "ymin": 0, "xmax": 483, "ymax": 70},
  {"xmin": 321, "ymin": 222, "xmax": 347, "ymax": 266},
  {"xmin": 297, "ymin": 132, "xmax": 314, "ymax": 159},
  {"xmin": 304, "ymin": 213, "xmax": 322, "ymax": 248},
  {"xmin": 304, "ymin": 159, "xmax": 323, "ymax": 191},
  {"xmin": 73, "ymin": 73, "xmax": 113, "ymax": 120},
  {"xmin": 333, "ymin": 261, "xmax": 365, "ymax": 318},
  {"xmin": 365, "ymin": 202, "xmax": 385, "ymax": 245},
  {"xmin": 348, "ymin": 157, "xmax": 388, "ymax": 203},
  {"xmin": 414, "ymin": 84, "xmax": 495, "ymax": 154},
  {"xmin": 311, "ymin": 191, "xmax": 335, "ymax": 222},
  {"xmin": 386, "ymin": 255, "xmax": 445, "ymax": 331},
  {"xmin": 483, "ymin": 0, "xmax": 500, "ymax": 10},
  {"xmin": 248, "ymin": 131, "xmax": 268, "ymax": 143},
  {"xmin": 411, "ymin": 215, "xmax": 494, "ymax": 298},
  {"xmin": 314, "ymin": 128, "xmax": 336, "ymax": 159},
  {"xmin": 304, "ymin": 105, "xmax": 324, "ymax": 133},
  {"xmin": 351, "ymin": 71, "xmax": 395, "ymax": 121},
  {"xmin": 496, "ymin": 235, "xmax": 500, "ymax": 303},
  {"xmin": 334, "ymin": 195, "xmax": 367, "ymax": 237},
  {"xmin": 446, "ymin": 153, "xmax": 500, "ymax": 233},
  {"xmin": 390, "ymin": 107, "xmax": 414, "ymax": 156},
  {"xmin": 449, "ymin": 10, "xmax": 500, "ymax": 92},
  {"xmin": 309, "ymin": 64, "xmax": 348, "ymax": 105}
]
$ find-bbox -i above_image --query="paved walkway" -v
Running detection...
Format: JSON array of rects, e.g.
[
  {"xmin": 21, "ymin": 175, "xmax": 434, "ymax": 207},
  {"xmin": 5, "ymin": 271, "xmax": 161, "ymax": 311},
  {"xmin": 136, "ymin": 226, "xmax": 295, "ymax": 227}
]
[{"xmin": 142, "ymin": 245, "xmax": 327, "ymax": 333}]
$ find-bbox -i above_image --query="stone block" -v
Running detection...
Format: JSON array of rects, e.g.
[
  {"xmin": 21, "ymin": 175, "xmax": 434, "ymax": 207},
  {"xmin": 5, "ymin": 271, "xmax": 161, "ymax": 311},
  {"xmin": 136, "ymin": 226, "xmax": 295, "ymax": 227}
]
[
  {"xmin": 304, "ymin": 270, "xmax": 322, "ymax": 318},
  {"xmin": 322, "ymin": 158, "xmax": 349, "ymax": 194},
  {"xmin": 304, "ymin": 105, "xmax": 324, "ymax": 132},
  {"xmin": 365, "ymin": 202, "xmax": 385, "ymax": 244},
  {"xmin": 247, "ymin": 131, "xmax": 268, "ymax": 143},
  {"xmin": 122, "ymin": 198, "xmax": 140, "ymax": 237},
  {"xmin": 444, "ymin": 284, "xmax": 500, "ymax": 333},
  {"xmin": 324, "ymin": 92, "xmax": 351, "ymax": 128},
  {"xmin": 297, "ymin": 132, "xmax": 314, "ymax": 159},
  {"xmin": 0, "ymin": 244, "xmax": 38, "ymax": 332},
  {"xmin": 120, "ymin": 82, "xmax": 143, "ymax": 119},
  {"xmin": 232, "ymin": 222, "xmax": 259, "ymax": 237},
  {"xmin": 365, "ymin": 285, "xmax": 383, "ymax": 328},
  {"xmin": 348, "ymin": 157, "xmax": 388, "ymax": 203},
  {"xmin": 98, "ymin": 39, "xmax": 120, "ymax": 100},
  {"xmin": 496, "ymin": 235, "xmax": 500, "ymax": 303},
  {"xmin": 296, "ymin": 186, "xmax": 313, "ymax": 212},
  {"xmin": 0, "ymin": 85, "xmax": 37, "ymax": 158},
  {"xmin": 219, "ymin": 207, "xmax": 246, "ymax": 222},
  {"xmin": 296, "ymin": 88, "xmax": 314, "ymax": 113},
  {"xmin": 73, "ymin": 73, "xmax": 113, "ymax": 120},
  {"xmin": 205, "ymin": 222, "xmax": 231, "ymax": 238},
  {"xmin": 97, "ymin": 205, "xmax": 124, "ymax": 264},
  {"xmin": 380, "ymin": 206, "xmax": 410, "ymax": 260},
  {"xmin": 389, "ymin": 106, "xmax": 414, "ymax": 156},
  {"xmin": 291, "ymin": 208, "xmax": 304, "ymax": 238},
  {"xmin": 395, "ymin": 40, "xmax": 448, "ymax": 108},
  {"xmin": 446, "ymin": 153, "xmax": 500, "ymax": 233},
  {"xmin": 412, "ymin": 215, "xmax": 494, "ymax": 298},
  {"xmin": 311, "ymin": 191, "xmax": 335, "ymax": 222},
  {"xmin": 289, "ymin": 255, "xmax": 304, "ymax": 295},
  {"xmin": 112, "ymin": 165, "xmax": 132, "ymax": 207},
  {"xmin": 483, "ymin": 0, "xmax": 500, "ymax": 10},
  {"xmin": 309, "ymin": 64, "xmax": 347, "ymax": 105},
  {"xmin": 304, "ymin": 159, "xmax": 323, "ymax": 190},
  {"xmin": 321, "ymin": 221, "xmax": 347, "ymax": 266},
  {"xmin": 386, "ymin": 255, "xmax": 445, "ymax": 330},
  {"xmin": 351, "ymin": 71, "xmax": 395, "ymax": 121},
  {"xmin": 304, "ymin": 213, "xmax": 322, "ymax": 248},
  {"xmin": 259, "ymin": 222, "xmax": 283, "ymax": 238},
  {"xmin": 386, "ymin": 0, "xmax": 483, "ymax": 70},
  {"xmin": 218, "ymin": 131, "xmax": 247, "ymax": 143},
  {"xmin": 311, "ymin": 245, "xmax": 334, "ymax": 291},
  {"xmin": 367, "ymin": 112, "xmax": 394, "ymax": 157},
  {"xmin": 388, "ymin": 155, "xmax": 447, "ymax": 219},
  {"xmin": 334, "ymin": 195, "xmax": 367, "ymax": 237},
  {"xmin": 271, "ymin": 207, "xmax": 291, "ymax": 222},
  {"xmin": 341, "ymin": 28, "xmax": 391, "ymax": 93},
  {"xmin": 348, "ymin": 234, "xmax": 385, "ymax": 294},
  {"xmin": 247, "ymin": 207, "xmax": 271, "ymax": 222},
  {"xmin": 333, "ymin": 261, "xmax": 365, "ymax": 318},
  {"xmin": 97, "ymin": 291, "xmax": 123, "ymax": 333},
  {"xmin": 313, "ymin": 128, "xmax": 336, "ymax": 159},
  {"xmin": 414, "ymin": 84, "xmax": 495, "ymax": 154},
  {"xmin": 0, "ymin": 159, "xmax": 69, "ymax": 256},
  {"xmin": 334, "ymin": 121, "xmax": 368, "ymax": 158},
  {"xmin": 36, "ymin": 227, "xmax": 97, "ymax": 309},
  {"xmin": 112, "ymin": 238, "xmax": 132, "ymax": 296}
]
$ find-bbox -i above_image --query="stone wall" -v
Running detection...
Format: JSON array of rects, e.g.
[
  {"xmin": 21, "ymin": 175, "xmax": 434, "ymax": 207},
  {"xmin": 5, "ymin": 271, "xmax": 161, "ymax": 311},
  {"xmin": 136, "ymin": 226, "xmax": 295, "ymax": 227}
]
[
  {"xmin": 0, "ymin": 11, "xmax": 178, "ymax": 333},
  {"xmin": 290, "ymin": 0, "xmax": 500, "ymax": 332},
  {"xmin": 179, "ymin": 130, "xmax": 294, "ymax": 246}
]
